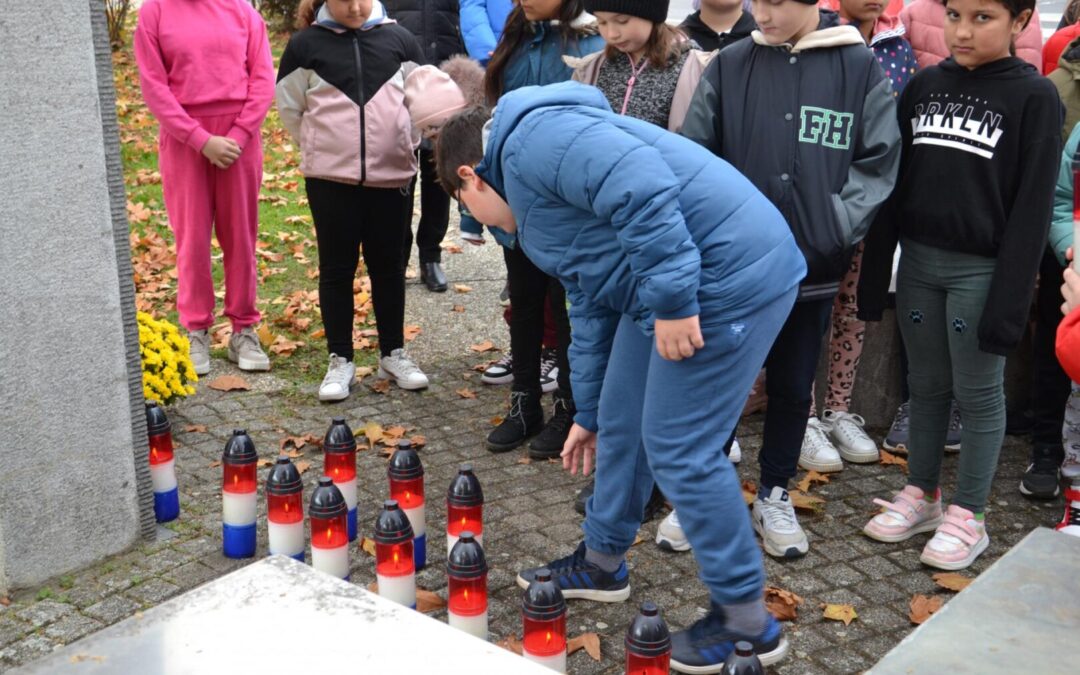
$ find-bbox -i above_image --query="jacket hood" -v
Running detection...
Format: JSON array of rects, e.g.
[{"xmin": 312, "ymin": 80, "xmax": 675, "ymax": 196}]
[
  {"xmin": 316, "ymin": 0, "xmax": 393, "ymax": 33},
  {"xmin": 1062, "ymin": 35, "xmax": 1080, "ymax": 75},
  {"xmin": 682, "ymin": 10, "xmax": 756, "ymax": 42},
  {"xmin": 751, "ymin": 10, "xmax": 864, "ymax": 53},
  {"xmin": 477, "ymin": 82, "xmax": 612, "ymax": 199},
  {"xmin": 938, "ymin": 55, "xmax": 1037, "ymax": 79}
]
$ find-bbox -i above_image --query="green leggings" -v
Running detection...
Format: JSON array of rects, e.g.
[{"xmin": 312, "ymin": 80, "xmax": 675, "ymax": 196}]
[{"xmin": 896, "ymin": 239, "xmax": 1005, "ymax": 513}]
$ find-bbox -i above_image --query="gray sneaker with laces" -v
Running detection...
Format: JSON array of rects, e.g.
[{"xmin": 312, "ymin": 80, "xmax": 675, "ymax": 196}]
[
  {"xmin": 379, "ymin": 348, "xmax": 429, "ymax": 390},
  {"xmin": 228, "ymin": 327, "xmax": 270, "ymax": 371},
  {"xmin": 945, "ymin": 401, "xmax": 962, "ymax": 452},
  {"xmin": 884, "ymin": 402, "xmax": 909, "ymax": 454},
  {"xmin": 188, "ymin": 329, "xmax": 211, "ymax": 376}
]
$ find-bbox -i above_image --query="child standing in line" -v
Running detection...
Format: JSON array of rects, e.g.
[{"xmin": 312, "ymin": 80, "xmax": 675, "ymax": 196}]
[
  {"xmin": 436, "ymin": 82, "xmax": 805, "ymax": 670},
  {"xmin": 134, "ymin": 0, "xmax": 276, "ymax": 375},
  {"xmin": 680, "ymin": 0, "xmax": 757, "ymax": 52},
  {"xmin": 460, "ymin": 0, "xmax": 514, "ymax": 64},
  {"xmin": 900, "ymin": 0, "xmax": 1043, "ymax": 70},
  {"xmin": 683, "ymin": 0, "xmax": 901, "ymax": 559},
  {"xmin": 470, "ymin": 0, "xmax": 604, "ymax": 458},
  {"xmin": 859, "ymin": 0, "xmax": 1062, "ymax": 570},
  {"xmin": 276, "ymin": 0, "xmax": 430, "ymax": 402}
]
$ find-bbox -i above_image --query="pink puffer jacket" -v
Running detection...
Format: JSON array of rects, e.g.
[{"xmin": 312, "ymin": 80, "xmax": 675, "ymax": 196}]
[{"xmin": 899, "ymin": 0, "xmax": 1043, "ymax": 70}]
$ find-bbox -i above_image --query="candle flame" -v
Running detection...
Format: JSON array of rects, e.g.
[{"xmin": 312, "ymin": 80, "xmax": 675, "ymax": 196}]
[
  {"xmin": 393, "ymin": 549, "xmax": 399, "ymax": 565},
  {"xmin": 333, "ymin": 467, "xmax": 339, "ymax": 477},
  {"xmin": 464, "ymin": 588, "xmax": 469, "ymax": 601},
  {"xmin": 151, "ymin": 448, "xmax": 159, "ymax": 461},
  {"xmin": 546, "ymin": 631, "xmax": 552, "ymax": 645},
  {"xmin": 460, "ymin": 516, "xmax": 466, "ymax": 527},
  {"xmin": 232, "ymin": 474, "xmax": 238, "ymax": 486},
  {"xmin": 284, "ymin": 502, "xmax": 289, "ymax": 513},
  {"xmin": 325, "ymin": 526, "xmax": 332, "ymax": 543},
  {"xmin": 404, "ymin": 491, "xmax": 411, "ymax": 504}
]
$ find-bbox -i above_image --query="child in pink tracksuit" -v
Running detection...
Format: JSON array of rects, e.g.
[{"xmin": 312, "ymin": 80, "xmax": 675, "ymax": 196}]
[{"xmin": 134, "ymin": 0, "xmax": 275, "ymax": 375}]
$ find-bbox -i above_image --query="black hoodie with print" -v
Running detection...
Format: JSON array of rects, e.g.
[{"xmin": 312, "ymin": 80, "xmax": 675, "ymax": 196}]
[
  {"xmin": 858, "ymin": 57, "xmax": 1064, "ymax": 355},
  {"xmin": 679, "ymin": 10, "xmax": 756, "ymax": 52}
]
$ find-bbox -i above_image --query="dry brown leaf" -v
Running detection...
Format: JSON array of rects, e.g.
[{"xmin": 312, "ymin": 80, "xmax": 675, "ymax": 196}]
[
  {"xmin": 470, "ymin": 340, "xmax": 496, "ymax": 353},
  {"xmin": 409, "ymin": 435, "xmax": 426, "ymax": 447},
  {"xmin": 383, "ymin": 425, "xmax": 407, "ymax": 440},
  {"xmin": 456, "ymin": 388, "xmax": 477, "ymax": 399},
  {"xmin": 367, "ymin": 581, "xmax": 378, "ymax": 593},
  {"xmin": 822, "ymin": 603, "xmax": 858, "ymax": 626},
  {"xmin": 404, "ymin": 325, "xmax": 422, "ymax": 342},
  {"xmin": 310, "ymin": 328, "xmax": 326, "ymax": 339},
  {"xmin": 517, "ymin": 456, "xmax": 532, "ymax": 465},
  {"xmin": 453, "ymin": 283, "xmax": 473, "ymax": 293},
  {"xmin": 788, "ymin": 490, "xmax": 825, "ymax": 512},
  {"xmin": 796, "ymin": 470, "xmax": 830, "ymax": 493},
  {"xmin": 496, "ymin": 635, "xmax": 523, "ymax": 656},
  {"xmin": 370, "ymin": 379, "xmax": 391, "ymax": 394},
  {"xmin": 359, "ymin": 537, "xmax": 377, "ymax": 557},
  {"xmin": 452, "ymin": 305, "xmax": 466, "ymax": 313},
  {"xmin": 880, "ymin": 450, "xmax": 909, "ymax": 471},
  {"xmin": 764, "ymin": 586, "xmax": 804, "ymax": 621},
  {"xmin": 364, "ymin": 422, "xmax": 385, "ymax": 446},
  {"xmin": 0, "ymin": 596, "xmax": 10, "ymax": 607},
  {"xmin": 567, "ymin": 633, "xmax": 601, "ymax": 661},
  {"xmin": 183, "ymin": 424, "xmax": 208, "ymax": 433},
  {"xmin": 416, "ymin": 589, "xmax": 446, "ymax": 613},
  {"xmin": 632, "ymin": 534, "xmax": 645, "ymax": 546},
  {"xmin": 442, "ymin": 243, "xmax": 464, "ymax": 254},
  {"xmin": 207, "ymin": 375, "xmax": 251, "ymax": 392},
  {"xmin": 208, "ymin": 460, "xmax": 222, "ymax": 468},
  {"xmin": 908, "ymin": 594, "xmax": 944, "ymax": 624},
  {"xmin": 294, "ymin": 461, "xmax": 311, "ymax": 474},
  {"xmin": 490, "ymin": 416, "xmax": 504, "ymax": 426},
  {"xmin": 741, "ymin": 480, "xmax": 757, "ymax": 506},
  {"xmin": 257, "ymin": 458, "xmax": 275, "ymax": 468},
  {"xmin": 932, "ymin": 573, "xmax": 973, "ymax": 593},
  {"xmin": 256, "ymin": 324, "xmax": 275, "ymax": 347},
  {"xmin": 355, "ymin": 366, "xmax": 374, "ymax": 379}
]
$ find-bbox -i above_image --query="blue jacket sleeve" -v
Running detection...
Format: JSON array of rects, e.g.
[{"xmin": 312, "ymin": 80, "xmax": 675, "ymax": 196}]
[
  {"xmin": 564, "ymin": 284, "xmax": 620, "ymax": 433},
  {"xmin": 518, "ymin": 118, "xmax": 703, "ymax": 320},
  {"xmin": 1050, "ymin": 122, "xmax": 1080, "ymax": 266},
  {"xmin": 460, "ymin": 0, "xmax": 497, "ymax": 64}
]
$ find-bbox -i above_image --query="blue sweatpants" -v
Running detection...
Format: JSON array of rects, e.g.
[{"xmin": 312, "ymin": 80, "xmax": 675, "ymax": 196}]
[{"xmin": 583, "ymin": 288, "xmax": 797, "ymax": 605}]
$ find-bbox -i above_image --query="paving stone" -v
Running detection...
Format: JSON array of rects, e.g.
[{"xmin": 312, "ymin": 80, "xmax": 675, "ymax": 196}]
[
  {"xmin": 164, "ymin": 561, "xmax": 219, "ymax": 591},
  {"xmin": 14, "ymin": 600, "xmax": 72, "ymax": 629},
  {"xmin": 0, "ymin": 635, "xmax": 57, "ymax": 665},
  {"xmin": 813, "ymin": 562, "xmax": 865, "ymax": 587},
  {"xmin": 83, "ymin": 595, "xmax": 142, "ymax": 625},
  {"xmin": 43, "ymin": 614, "xmax": 103, "ymax": 642},
  {"xmin": 125, "ymin": 579, "xmax": 182, "ymax": 606},
  {"xmin": 0, "ymin": 617, "xmax": 31, "ymax": 649}
]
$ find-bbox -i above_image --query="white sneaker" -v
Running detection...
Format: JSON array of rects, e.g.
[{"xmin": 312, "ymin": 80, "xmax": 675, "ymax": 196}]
[
  {"xmin": 540, "ymin": 348, "xmax": 558, "ymax": 394},
  {"xmin": 319, "ymin": 354, "xmax": 355, "ymax": 402},
  {"xmin": 481, "ymin": 351, "xmax": 513, "ymax": 385},
  {"xmin": 188, "ymin": 329, "xmax": 211, "ymax": 376},
  {"xmin": 655, "ymin": 510, "xmax": 691, "ymax": 552},
  {"xmin": 729, "ymin": 437, "xmax": 742, "ymax": 464},
  {"xmin": 823, "ymin": 409, "xmax": 879, "ymax": 463},
  {"xmin": 752, "ymin": 486, "xmax": 809, "ymax": 558},
  {"xmin": 799, "ymin": 417, "xmax": 843, "ymax": 473},
  {"xmin": 1063, "ymin": 444, "xmax": 1080, "ymax": 480},
  {"xmin": 379, "ymin": 348, "xmax": 429, "ymax": 390},
  {"xmin": 228, "ymin": 326, "xmax": 270, "ymax": 371}
]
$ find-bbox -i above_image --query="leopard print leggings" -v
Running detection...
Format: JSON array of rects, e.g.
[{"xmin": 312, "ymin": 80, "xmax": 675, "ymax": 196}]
[{"xmin": 810, "ymin": 243, "xmax": 866, "ymax": 416}]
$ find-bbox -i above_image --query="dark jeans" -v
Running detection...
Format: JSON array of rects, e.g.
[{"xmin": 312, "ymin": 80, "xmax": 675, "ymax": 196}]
[
  {"xmin": 306, "ymin": 178, "xmax": 410, "ymax": 360},
  {"xmin": 404, "ymin": 146, "xmax": 450, "ymax": 265},
  {"xmin": 503, "ymin": 244, "xmax": 571, "ymax": 397},
  {"xmin": 1032, "ymin": 247, "xmax": 1071, "ymax": 456},
  {"xmin": 759, "ymin": 298, "xmax": 834, "ymax": 490}
]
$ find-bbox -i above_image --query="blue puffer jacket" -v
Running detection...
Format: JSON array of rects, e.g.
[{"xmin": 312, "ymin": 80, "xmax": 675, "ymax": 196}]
[
  {"xmin": 460, "ymin": 0, "xmax": 512, "ymax": 64},
  {"xmin": 476, "ymin": 82, "xmax": 806, "ymax": 431},
  {"xmin": 461, "ymin": 14, "xmax": 604, "ymax": 247}
]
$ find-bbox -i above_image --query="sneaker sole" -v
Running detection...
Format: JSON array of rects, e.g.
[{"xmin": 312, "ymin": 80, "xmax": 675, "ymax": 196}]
[
  {"xmin": 945, "ymin": 442, "xmax": 961, "ymax": 454},
  {"xmin": 1018, "ymin": 480, "xmax": 1061, "ymax": 500},
  {"xmin": 527, "ymin": 446, "xmax": 563, "ymax": 461},
  {"xmin": 193, "ymin": 362, "xmax": 211, "ymax": 376},
  {"xmin": 514, "ymin": 574, "xmax": 631, "ymax": 602},
  {"xmin": 920, "ymin": 534, "xmax": 990, "ymax": 571},
  {"xmin": 318, "ymin": 384, "xmax": 352, "ymax": 402},
  {"xmin": 655, "ymin": 533, "xmax": 691, "ymax": 552},
  {"xmin": 798, "ymin": 456, "xmax": 844, "ymax": 473},
  {"xmin": 862, "ymin": 514, "xmax": 944, "ymax": 543},
  {"xmin": 883, "ymin": 440, "xmax": 908, "ymax": 455},
  {"xmin": 377, "ymin": 367, "xmax": 428, "ymax": 391},
  {"xmin": 837, "ymin": 447, "xmax": 880, "ymax": 464},
  {"xmin": 670, "ymin": 637, "xmax": 789, "ymax": 673},
  {"xmin": 230, "ymin": 353, "xmax": 270, "ymax": 371},
  {"xmin": 540, "ymin": 378, "xmax": 558, "ymax": 394},
  {"xmin": 480, "ymin": 373, "xmax": 513, "ymax": 385},
  {"xmin": 487, "ymin": 430, "xmax": 541, "ymax": 454},
  {"xmin": 752, "ymin": 519, "xmax": 808, "ymax": 559}
]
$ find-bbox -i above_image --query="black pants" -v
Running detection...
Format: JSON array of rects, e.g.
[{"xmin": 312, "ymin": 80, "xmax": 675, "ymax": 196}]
[
  {"xmin": 1032, "ymin": 247, "xmax": 1071, "ymax": 456},
  {"xmin": 306, "ymin": 178, "xmax": 409, "ymax": 360},
  {"xmin": 404, "ymin": 146, "xmax": 450, "ymax": 265},
  {"xmin": 503, "ymin": 244, "xmax": 572, "ymax": 397},
  {"xmin": 759, "ymin": 297, "xmax": 834, "ymax": 490}
]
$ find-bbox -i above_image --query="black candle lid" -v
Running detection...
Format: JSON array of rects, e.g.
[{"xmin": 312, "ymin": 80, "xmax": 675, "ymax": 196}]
[
  {"xmin": 144, "ymin": 401, "xmax": 171, "ymax": 436},
  {"xmin": 522, "ymin": 569, "xmax": 566, "ymax": 621},
  {"xmin": 388, "ymin": 442, "xmax": 424, "ymax": 480},
  {"xmin": 266, "ymin": 456, "xmax": 303, "ymax": 495},
  {"xmin": 447, "ymin": 464, "xmax": 483, "ymax": 506},
  {"xmin": 625, "ymin": 601, "xmax": 671, "ymax": 657},
  {"xmin": 374, "ymin": 499, "xmax": 414, "ymax": 544},
  {"xmin": 222, "ymin": 429, "xmax": 257, "ymax": 464},
  {"xmin": 323, "ymin": 417, "xmax": 357, "ymax": 454},
  {"xmin": 447, "ymin": 532, "xmax": 487, "ymax": 579},
  {"xmin": 309, "ymin": 477, "xmax": 347, "ymax": 518}
]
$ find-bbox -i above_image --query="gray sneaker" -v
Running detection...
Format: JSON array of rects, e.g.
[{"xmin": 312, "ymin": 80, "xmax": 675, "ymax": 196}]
[
  {"xmin": 228, "ymin": 327, "xmax": 270, "ymax": 371},
  {"xmin": 884, "ymin": 402, "xmax": 910, "ymax": 454},
  {"xmin": 945, "ymin": 401, "xmax": 962, "ymax": 453},
  {"xmin": 188, "ymin": 329, "xmax": 211, "ymax": 376},
  {"xmin": 378, "ymin": 348, "xmax": 429, "ymax": 390}
]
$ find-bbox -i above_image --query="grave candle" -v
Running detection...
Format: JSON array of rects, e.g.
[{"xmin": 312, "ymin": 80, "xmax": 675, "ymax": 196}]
[
  {"xmin": 388, "ymin": 441, "xmax": 425, "ymax": 570},
  {"xmin": 447, "ymin": 464, "xmax": 484, "ymax": 552},
  {"xmin": 323, "ymin": 417, "xmax": 358, "ymax": 542},
  {"xmin": 447, "ymin": 531, "xmax": 488, "ymax": 639},
  {"xmin": 374, "ymin": 499, "xmax": 416, "ymax": 609},
  {"xmin": 221, "ymin": 429, "xmax": 258, "ymax": 559},
  {"xmin": 522, "ymin": 568, "xmax": 567, "ymax": 673},
  {"xmin": 145, "ymin": 402, "xmax": 179, "ymax": 523},
  {"xmin": 266, "ymin": 456, "xmax": 304, "ymax": 562},
  {"xmin": 625, "ymin": 601, "xmax": 671, "ymax": 675},
  {"xmin": 309, "ymin": 477, "xmax": 349, "ymax": 579}
]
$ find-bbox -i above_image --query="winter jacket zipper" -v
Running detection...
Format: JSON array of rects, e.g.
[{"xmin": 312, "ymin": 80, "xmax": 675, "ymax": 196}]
[{"xmin": 352, "ymin": 34, "xmax": 367, "ymax": 184}]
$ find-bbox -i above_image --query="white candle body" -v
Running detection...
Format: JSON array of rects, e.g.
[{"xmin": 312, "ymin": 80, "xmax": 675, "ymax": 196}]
[
  {"xmin": 448, "ymin": 610, "xmax": 488, "ymax": 640},
  {"xmin": 222, "ymin": 491, "xmax": 256, "ymax": 526},
  {"xmin": 334, "ymin": 477, "xmax": 357, "ymax": 509},
  {"xmin": 311, "ymin": 544, "xmax": 349, "ymax": 579},
  {"xmin": 524, "ymin": 650, "xmax": 567, "ymax": 673},
  {"xmin": 403, "ymin": 504, "xmax": 425, "ymax": 537},
  {"xmin": 150, "ymin": 460, "xmax": 177, "ymax": 492},
  {"xmin": 267, "ymin": 521, "xmax": 305, "ymax": 556},
  {"xmin": 377, "ymin": 572, "xmax": 416, "ymax": 607},
  {"xmin": 446, "ymin": 531, "xmax": 483, "ymax": 552}
]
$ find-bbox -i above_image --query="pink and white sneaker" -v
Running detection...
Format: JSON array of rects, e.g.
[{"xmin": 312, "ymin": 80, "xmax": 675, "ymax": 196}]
[
  {"xmin": 920, "ymin": 505, "xmax": 989, "ymax": 570},
  {"xmin": 863, "ymin": 485, "xmax": 944, "ymax": 543},
  {"xmin": 1056, "ymin": 486, "xmax": 1080, "ymax": 538}
]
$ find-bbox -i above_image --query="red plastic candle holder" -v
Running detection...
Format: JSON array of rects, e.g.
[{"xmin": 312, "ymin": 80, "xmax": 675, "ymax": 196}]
[
  {"xmin": 522, "ymin": 567, "xmax": 568, "ymax": 669},
  {"xmin": 447, "ymin": 464, "xmax": 484, "ymax": 549},
  {"xmin": 625, "ymin": 601, "xmax": 671, "ymax": 675}
]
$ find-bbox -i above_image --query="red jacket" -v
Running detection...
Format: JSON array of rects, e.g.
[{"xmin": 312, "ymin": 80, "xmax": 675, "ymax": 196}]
[
  {"xmin": 1045, "ymin": 24, "xmax": 1080, "ymax": 75},
  {"xmin": 1058, "ymin": 306, "xmax": 1080, "ymax": 382}
]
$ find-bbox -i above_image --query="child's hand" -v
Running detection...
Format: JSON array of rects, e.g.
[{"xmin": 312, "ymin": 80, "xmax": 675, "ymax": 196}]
[
  {"xmin": 202, "ymin": 136, "xmax": 242, "ymax": 169},
  {"xmin": 1062, "ymin": 267, "xmax": 1080, "ymax": 315},
  {"xmin": 654, "ymin": 316, "xmax": 705, "ymax": 361},
  {"xmin": 561, "ymin": 424, "xmax": 597, "ymax": 476}
]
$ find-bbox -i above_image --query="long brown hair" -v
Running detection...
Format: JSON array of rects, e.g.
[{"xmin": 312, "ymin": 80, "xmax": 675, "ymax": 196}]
[
  {"xmin": 484, "ymin": 0, "xmax": 593, "ymax": 106},
  {"xmin": 295, "ymin": 0, "xmax": 325, "ymax": 30},
  {"xmin": 603, "ymin": 23, "xmax": 686, "ymax": 70}
]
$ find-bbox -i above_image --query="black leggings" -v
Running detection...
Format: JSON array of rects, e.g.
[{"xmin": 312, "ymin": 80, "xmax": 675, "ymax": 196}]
[
  {"xmin": 503, "ymin": 244, "xmax": 572, "ymax": 397},
  {"xmin": 404, "ymin": 146, "xmax": 450, "ymax": 264},
  {"xmin": 306, "ymin": 178, "xmax": 410, "ymax": 360}
]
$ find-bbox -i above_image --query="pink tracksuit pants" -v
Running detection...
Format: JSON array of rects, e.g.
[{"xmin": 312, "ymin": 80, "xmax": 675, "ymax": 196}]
[{"xmin": 159, "ymin": 112, "xmax": 262, "ymax": 331}]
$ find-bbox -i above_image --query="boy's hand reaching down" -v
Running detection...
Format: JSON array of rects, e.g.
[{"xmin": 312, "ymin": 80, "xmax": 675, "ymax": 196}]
[
  {"xmin": 654, "ymin": 315, "xmax": 704, "ymax": 361},
  {"xmin": 561, "ymin": 424, "xmax": 597, "ymax": 476}
]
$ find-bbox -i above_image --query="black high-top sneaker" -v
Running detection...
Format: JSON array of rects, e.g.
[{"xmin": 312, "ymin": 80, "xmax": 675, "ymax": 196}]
[
  {"xmin": 487, "ymin": 390, "xmax": 544, "ymax": 453},
  {"xmin": 529, "ymin": 391, "xmax": 575, "ymax": 460}
]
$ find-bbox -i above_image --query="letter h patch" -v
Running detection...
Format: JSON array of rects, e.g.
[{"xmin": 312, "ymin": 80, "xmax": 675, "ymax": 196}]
[{"xmin": 799, "ymin": 106, "xmax": 854, "ymax": 150}]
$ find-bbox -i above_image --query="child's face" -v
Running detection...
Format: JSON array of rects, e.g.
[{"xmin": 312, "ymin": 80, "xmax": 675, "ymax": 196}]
[
  {"xmin": 325, "ymin": 0, "xmax": 373, "ymax": 29},
  {"xmin": 838, "ymin": 0, "xmax": 886, "ymax": 25},
  {"xmin": 751, "ymin": 0, "xmax": 821, "ymax": 45},
  {"xmin": 595, "ymin": 12, "xmax": 654, "ymax": 57},
  {"xmin": 945, "ymin": 0, "xmax": 1031, "ymax": 69},
  {"xmin": 455, "ymin": 167, "xmax": 517, "ymax": 234},
  {"xmin": 520, "ymin": 0, "xmax": 563, "ymax": 21},
  {"xmin": 701, "ymin": 0, "xmax": 747, "ymax": 12}
]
